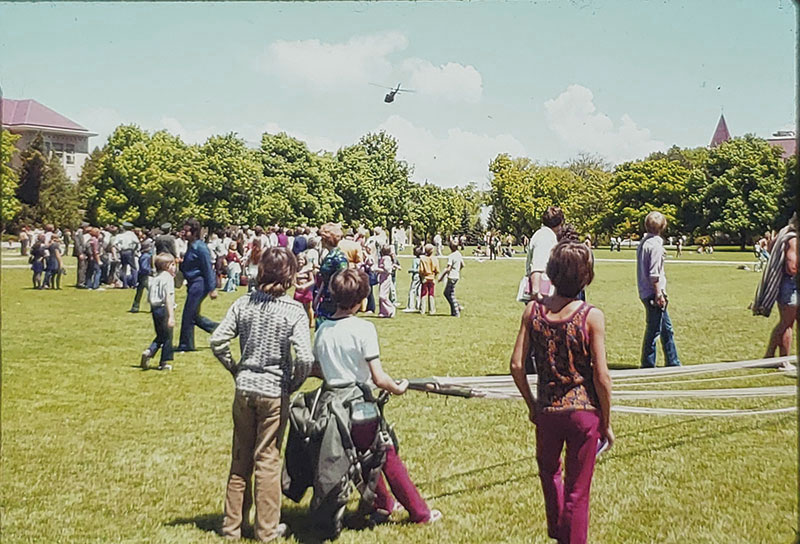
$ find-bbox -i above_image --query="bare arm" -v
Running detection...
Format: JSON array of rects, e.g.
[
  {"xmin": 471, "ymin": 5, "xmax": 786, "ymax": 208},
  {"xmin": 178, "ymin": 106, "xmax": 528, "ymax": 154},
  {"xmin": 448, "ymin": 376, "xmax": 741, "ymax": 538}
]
[
  {"xmin": 368, "ymin": 357, "xmax": 408, "ymax": 395},
  {"xmin": 785, "ymin": 237, "xmax": 798, "ymax": 277},
  {"xmin": 587, "ymin": 308, "xmax": 614, "ymax": 449},
  {"xmin": 510, "ymin": 303, "xmax": 537, "ymax": 423}
]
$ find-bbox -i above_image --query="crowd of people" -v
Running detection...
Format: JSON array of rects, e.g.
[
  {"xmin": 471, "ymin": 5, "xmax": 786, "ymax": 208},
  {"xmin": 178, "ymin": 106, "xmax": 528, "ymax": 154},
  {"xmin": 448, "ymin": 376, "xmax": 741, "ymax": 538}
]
[{"xmin": 10, "ymin": 206, "xmax": 797, "ymax": 544}]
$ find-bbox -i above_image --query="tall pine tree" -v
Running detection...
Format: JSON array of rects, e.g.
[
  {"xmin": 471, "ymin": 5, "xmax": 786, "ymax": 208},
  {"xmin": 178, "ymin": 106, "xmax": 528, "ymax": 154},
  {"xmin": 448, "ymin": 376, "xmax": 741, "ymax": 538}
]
[{"xmin": 17, "ymin": 133, "xmax": 46, "ymax": 206}]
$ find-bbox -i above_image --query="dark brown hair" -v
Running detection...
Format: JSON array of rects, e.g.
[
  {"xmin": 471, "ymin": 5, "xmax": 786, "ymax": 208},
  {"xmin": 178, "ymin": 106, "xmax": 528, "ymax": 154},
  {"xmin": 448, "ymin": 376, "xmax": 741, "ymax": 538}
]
[
  {"xmin": 546, "ymin": 240, "xmax": 594, "ymax": 298},
  {"xmin": 183, "ymin": 218, "xmax": 202, "ymax": 239},
  {"xmin": 542, "ymin": 206, "xmax": 565, "ymax": 229},
  {"xmin": 257, "ymin": 247, "xmax": 297, "ymax": 295},
  {"xmin": 330, "ymin": 268, "xmax": 370, "ymax": 310}
]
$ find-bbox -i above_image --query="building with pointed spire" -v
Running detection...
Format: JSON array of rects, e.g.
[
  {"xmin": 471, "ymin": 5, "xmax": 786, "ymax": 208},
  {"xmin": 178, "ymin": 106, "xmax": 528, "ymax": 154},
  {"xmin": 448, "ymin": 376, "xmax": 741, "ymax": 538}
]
[{"xmin": 709, "ymin": 113, "xmax": 731, "ymax": 147}]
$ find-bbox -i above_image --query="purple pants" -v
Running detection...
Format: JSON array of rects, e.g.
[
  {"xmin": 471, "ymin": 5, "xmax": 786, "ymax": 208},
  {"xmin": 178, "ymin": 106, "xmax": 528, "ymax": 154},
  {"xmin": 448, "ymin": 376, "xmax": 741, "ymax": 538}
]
[
  {"xmin": 351, "ymin": 421, "xmax": 431, "ymax": 523},
  {"xmin": 536, "ymin": 410, "xmax": 600, "ymax": 544}
]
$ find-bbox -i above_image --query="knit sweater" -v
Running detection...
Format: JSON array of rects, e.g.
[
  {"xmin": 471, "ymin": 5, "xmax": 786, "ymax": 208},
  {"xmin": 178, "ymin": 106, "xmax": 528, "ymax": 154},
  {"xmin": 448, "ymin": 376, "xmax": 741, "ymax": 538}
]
[{"xmin": 210, "ymin": 291, "xmax": 313, "ymax": 397}]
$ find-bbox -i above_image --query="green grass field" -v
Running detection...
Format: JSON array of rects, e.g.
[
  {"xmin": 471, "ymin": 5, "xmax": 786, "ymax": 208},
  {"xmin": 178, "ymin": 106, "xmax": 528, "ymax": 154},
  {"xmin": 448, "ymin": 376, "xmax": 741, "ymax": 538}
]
[{"xmin": 1, "ymin": 250, "xmax": 797, "ymax": 543}]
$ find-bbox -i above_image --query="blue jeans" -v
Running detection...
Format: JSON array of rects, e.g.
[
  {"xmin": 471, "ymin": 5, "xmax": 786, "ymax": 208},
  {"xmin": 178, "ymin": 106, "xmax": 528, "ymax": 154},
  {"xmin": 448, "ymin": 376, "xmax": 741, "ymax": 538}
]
[
  {"xmin": 641, "ymin": 297, "xmax": 680, "ymax": 368},
  {"xmin": 120, "ymin": 249, "xmax": 138, "ymax": 288},
  {"xmin": 177, "ymin": 278, "xmax": 218, "ymax": 351},
  {"xmin": 87, "ymin": 260, "xmax": 101, "ymax": 290},
  {"xmin": 148, "ymin": 306, "xmax": 174, "ymax": 364}
]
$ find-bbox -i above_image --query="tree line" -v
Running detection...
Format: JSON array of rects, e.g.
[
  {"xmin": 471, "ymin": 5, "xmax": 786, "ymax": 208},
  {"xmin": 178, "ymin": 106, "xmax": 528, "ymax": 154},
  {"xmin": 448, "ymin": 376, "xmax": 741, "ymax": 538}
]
[
  {"xmin": 1, "ymin": 126, "xmax": 485, "ymax": 243},
  {"xmin": 489, "ymin": 136, "xmax": 796, "ymax": 248},
  {"xmin": 2, "ymin": 126, "xmax": 794, "ymax": 248}
]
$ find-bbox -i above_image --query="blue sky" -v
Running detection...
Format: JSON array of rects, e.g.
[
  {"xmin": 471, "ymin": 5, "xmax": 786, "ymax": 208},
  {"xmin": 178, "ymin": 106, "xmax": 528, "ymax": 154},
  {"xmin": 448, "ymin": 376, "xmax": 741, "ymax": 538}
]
[{"xmin": 1, "ymin": 1, "xmax": 796, "ymax": 187}]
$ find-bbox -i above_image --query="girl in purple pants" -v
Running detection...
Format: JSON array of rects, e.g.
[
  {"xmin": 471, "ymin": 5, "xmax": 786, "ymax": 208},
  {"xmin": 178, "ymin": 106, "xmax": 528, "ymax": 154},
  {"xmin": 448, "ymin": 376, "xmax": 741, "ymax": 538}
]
[{"xmin": 510, "ymin": 240, "xmax": 614, "ymax": 544}]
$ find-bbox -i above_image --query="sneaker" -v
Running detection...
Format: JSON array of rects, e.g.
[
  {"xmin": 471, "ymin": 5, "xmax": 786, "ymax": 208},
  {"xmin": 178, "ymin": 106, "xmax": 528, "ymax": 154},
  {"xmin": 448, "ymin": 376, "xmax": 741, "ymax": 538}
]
[
  {"xmin": 265, "ymin": 523, "xmax": 290, "ymax": 541},
  {"xmin": 158, "ymin": 363, "xmax": 173, "ymax": 371},
  {"xmin": 401, "ymin": 307, "xmax": 417, "ymax": 313},
  {"xmin": 140, "ymin": 350, "xmax": 152, "ymax": 370},
  {"xmin": 422, "ymin": 509, "xmax": 442, "ymax": 524}
]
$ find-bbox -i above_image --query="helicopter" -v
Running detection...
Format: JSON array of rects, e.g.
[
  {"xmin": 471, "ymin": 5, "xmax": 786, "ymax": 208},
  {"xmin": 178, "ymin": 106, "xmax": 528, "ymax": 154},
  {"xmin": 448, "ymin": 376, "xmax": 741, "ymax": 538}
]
[{"xmin": 370, "ymin": 82, "xmax": 416, "ymax": 103}]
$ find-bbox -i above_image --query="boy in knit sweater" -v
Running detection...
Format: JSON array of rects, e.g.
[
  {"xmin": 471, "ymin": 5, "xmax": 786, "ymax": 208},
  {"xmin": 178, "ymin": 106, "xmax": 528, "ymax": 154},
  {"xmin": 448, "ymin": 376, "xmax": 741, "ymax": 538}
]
[{"xmin": 209, "ymin": 248, "xmax": 313, "ymax": 542}]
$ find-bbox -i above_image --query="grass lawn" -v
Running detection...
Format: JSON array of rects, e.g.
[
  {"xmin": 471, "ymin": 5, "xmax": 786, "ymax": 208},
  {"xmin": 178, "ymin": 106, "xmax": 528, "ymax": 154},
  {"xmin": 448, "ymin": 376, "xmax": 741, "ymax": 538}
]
[{"xmin": 1, "ymin": 250, "xmax": 797, "ymax": 543}]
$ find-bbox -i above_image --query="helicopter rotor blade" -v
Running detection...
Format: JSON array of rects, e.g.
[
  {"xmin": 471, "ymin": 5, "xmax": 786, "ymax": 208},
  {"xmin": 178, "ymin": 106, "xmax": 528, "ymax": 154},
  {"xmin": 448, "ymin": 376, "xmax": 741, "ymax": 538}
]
[{"xmin": 369, "ymin": 82, "xmax": 395, "ymax": 90}]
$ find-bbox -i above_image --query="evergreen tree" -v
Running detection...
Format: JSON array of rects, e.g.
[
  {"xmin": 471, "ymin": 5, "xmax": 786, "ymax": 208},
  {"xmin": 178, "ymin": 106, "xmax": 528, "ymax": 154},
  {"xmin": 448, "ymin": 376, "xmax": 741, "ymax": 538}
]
[
  {"xmin": 37, "ymin": 155, "xmax": 82, "ymax": 228},
  {"xmin": 17, "ymin": 133, "xmax": 47, "ymax": 206}
]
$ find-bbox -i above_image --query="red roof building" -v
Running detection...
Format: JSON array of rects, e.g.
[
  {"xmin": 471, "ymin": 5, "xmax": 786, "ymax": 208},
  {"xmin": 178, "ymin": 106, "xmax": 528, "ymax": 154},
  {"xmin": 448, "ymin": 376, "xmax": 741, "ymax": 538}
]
[
  {"xmin": 766, "ymin": 130, "xmax": 797, "ymax": 160},
  {"xmin": 709, "ymin": 114, "xmax": 731, "ymax": 147},
  {"xmin": 1, "ymin": 98, "xmax": 97, "ymax": 182}
]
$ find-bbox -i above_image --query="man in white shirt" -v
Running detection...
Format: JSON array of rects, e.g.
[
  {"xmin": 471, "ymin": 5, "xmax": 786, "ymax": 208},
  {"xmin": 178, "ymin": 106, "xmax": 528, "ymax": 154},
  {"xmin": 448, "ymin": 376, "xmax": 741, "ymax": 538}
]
[
  {"xmin": 439, "ymin": 242, "xmax": 464, "ymax": 317},
  {"xmin": 115, "ymin": 221, "xmax": 141, "ymax": 288},
  {"xmin": 525, "ymin": 206, "xmax": 564, "ymax": 300}
]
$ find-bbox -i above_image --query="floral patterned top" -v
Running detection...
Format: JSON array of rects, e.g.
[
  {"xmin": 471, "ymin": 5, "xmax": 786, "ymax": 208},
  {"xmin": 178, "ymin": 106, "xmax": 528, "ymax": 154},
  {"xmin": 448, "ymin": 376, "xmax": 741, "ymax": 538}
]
[{"xmin": 529, "ymin": 300, "xmax": 599, "ymax": 413}]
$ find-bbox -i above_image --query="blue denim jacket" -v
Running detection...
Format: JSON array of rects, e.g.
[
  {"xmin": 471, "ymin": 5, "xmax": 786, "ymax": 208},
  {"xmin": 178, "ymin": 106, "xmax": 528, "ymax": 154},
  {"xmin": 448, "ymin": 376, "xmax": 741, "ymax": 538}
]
[{"xmin": 181, "ymin": 240, "xmax": 216, "ymax": 294}]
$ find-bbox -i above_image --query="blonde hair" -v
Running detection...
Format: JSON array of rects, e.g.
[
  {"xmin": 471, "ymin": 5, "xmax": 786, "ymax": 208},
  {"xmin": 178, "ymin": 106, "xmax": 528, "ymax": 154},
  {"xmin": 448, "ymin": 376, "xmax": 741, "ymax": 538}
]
[
  {"xmin": 644, "ymin": 211, "xmax": 667, "ymax": 235},
  {"xmin": 154, "ymin": 252, "xmax": 176, "ymax": 272},
  {"xmin": 319, "ymin": 223, "xmax": 343, "ymax": 248},
  {"xmin": 338, "ymin": 239, "xmax": 363, "ymax": 265}
]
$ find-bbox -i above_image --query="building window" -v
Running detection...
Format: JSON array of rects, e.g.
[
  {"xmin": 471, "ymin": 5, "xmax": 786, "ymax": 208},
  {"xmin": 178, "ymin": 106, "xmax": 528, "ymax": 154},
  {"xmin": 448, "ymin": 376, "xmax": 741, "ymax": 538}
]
[
  {"xmin": 52, "ymin": 142, "xmax": 64, "ymax": 160},
  {"xmin": 65, "ymin": 143, "xmax": 75, "ymax": 165}
]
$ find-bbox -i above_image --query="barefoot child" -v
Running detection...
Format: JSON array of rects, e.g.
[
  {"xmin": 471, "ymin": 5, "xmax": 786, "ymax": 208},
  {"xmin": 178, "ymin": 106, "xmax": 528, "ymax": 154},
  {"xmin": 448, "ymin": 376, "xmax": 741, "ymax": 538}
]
[
  {"xmin": 510, "ymin": 240, "xmax": 613, "ymax": 544},
  {"xmin": 209, "ymin": 248, "xmax": 313, "ymax": 541},
  {"xmin": 140, "ymin": 253, "xmax": 177, "ymax": 371},
  {"xmin": 314, "ymin": 269, "xmax": 442, "ymax": 525}
]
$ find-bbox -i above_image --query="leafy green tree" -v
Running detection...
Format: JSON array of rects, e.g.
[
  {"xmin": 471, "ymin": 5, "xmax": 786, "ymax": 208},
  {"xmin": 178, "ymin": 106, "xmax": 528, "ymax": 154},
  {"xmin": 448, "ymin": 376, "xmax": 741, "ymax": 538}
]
[
  {"xmin": 695, "ymin": 136, "xmax": 785, "ymax": 247},
  {"xmin": 36, "ymin": 155, "xmax": 82, "ymax": 228},
  {"xmin": 258, "ymin": 132, "xmax": 341, "ymax": 225},
  {"xmin": 605, "ymin": 158, "xmax": 690, "ymax": 236},
  {"xmin": 1, "ymin": 130, "xmax": 21, "ymax": 228},
  {"xmin": 197, "ymin": 133, "xmax": 260, "ymax": 228},
  {"xmin": 408, "ymin": 183, "xmax": 460, "ymax": 242},
  {"xmin": 81, "ymin": 125, "xmax": 201, "ymax": 226},
  {"xmin": 17, "ymin": 133, "xmax": 47, "ymax": 206}
]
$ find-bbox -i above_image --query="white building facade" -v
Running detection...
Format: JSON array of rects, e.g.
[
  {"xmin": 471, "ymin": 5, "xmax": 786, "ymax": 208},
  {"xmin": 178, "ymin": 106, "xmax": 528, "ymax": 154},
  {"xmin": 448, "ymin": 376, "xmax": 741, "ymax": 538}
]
[{"xmin": 1, "ymin": 98, "xmax": 97, "ymax": 182}]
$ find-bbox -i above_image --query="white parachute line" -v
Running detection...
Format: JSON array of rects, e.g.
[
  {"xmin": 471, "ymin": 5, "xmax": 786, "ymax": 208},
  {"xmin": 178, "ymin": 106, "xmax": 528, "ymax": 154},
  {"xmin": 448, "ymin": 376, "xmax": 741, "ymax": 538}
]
[
  {"xmin": 611, "ymin": 406, "xmax": 796, "ymax": 417},
  {"xmin": 613, "ymin": 371, "xmax": 779, "ymax": 388}
]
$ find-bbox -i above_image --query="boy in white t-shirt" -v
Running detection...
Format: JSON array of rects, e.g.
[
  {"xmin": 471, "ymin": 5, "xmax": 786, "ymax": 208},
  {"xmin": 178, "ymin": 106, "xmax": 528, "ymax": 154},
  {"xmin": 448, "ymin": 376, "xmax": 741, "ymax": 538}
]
[
  {"xmin": 439, "ymin": 242, "xmax": 464, "ymax": 317},
  {"xmin": 141, "ymin": 253, "xmax": 177, "ymax": 371},
  {"xmin": 313, "ymin": 269, "xmax": 442, "ymax": 525}
]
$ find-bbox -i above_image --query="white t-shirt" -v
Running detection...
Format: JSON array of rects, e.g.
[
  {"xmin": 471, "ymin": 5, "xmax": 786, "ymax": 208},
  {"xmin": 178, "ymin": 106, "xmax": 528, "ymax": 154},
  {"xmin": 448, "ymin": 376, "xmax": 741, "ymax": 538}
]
[
  {"xmin": 314, "ymin": 316, "xmax": 380, "ymax": 387},
  {"xmin": 525, "ymin": 226, "xmax": 558, "ymax": 277},
  {"xmin": 447, "ymin": 251, "xmax": 464, "ymax": 280},
  {"xmin": 148, "ymin": 271, "xmax": 175, "ymax": 308}
]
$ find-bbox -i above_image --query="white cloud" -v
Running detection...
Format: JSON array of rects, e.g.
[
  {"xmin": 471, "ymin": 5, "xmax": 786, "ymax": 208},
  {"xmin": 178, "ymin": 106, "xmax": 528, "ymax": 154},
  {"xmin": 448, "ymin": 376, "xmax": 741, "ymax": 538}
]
[
  {"xmin": 248, "ymin": 122, "xmax": 342, "ymax": 153},
  {"xmin": 260, "ymin": 32, "xmax": 407, "ymax": 90},
  {"xmin": 378, "ymin": 115, "xmax": 526, "ymax": 188},
  {"xmin": 158, "ymin": 116, "xmax": 218, "ymax": 145},
  {"xmin": 401, "ymin": 59, "xmax": 483, "ymax": 102},
  {"xmin": 260, "ymin": 32, "xmax": 483, "ymax": 102},
  {"xmin": 544, "ymin": 84, "xmax": 665, "ymax": 163}
]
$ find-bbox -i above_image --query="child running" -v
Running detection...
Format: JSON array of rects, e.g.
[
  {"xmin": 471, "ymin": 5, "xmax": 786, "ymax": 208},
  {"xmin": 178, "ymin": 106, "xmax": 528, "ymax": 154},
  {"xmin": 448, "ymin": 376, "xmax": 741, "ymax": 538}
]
[
  {"xmin": 510, "ymin": 240, "xmax": 613, "ymax": 544},
  {"xmin": 417, "ymin": 243, "xmax": 439, "ymax": 315},
  {"xmin": 209, "ymin": 248, "xmax": 313, "ymax": 542},
  {"xmin": 313, "ymin": 269, "xmax": 442, "ymax": 525},
  {"xmin": 140, "ymin": 253, "xmax": 177, "ymax": 371}
]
